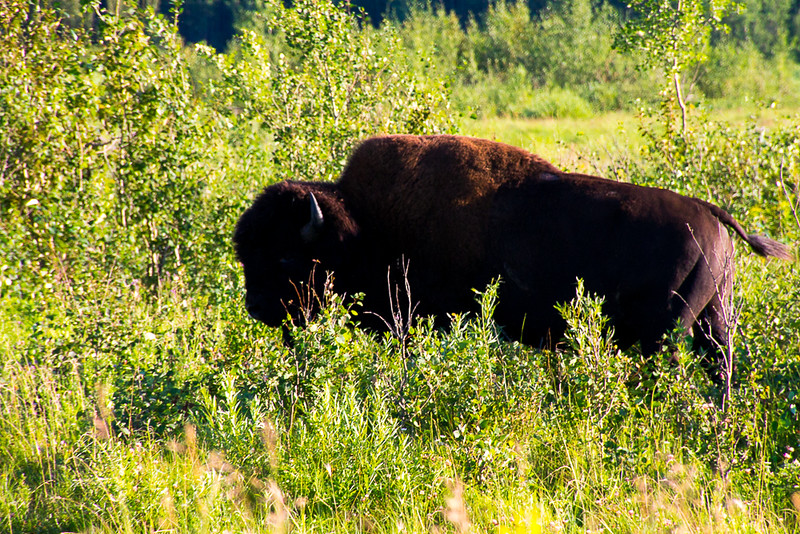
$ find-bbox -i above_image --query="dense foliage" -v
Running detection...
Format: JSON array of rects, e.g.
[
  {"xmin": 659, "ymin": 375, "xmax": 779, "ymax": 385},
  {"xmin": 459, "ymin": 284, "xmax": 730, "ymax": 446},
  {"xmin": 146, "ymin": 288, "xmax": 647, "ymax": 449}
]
[
  {"xmin": 1, "ymin": 0, "xmax": 799, "ymax": 532},
  {"xmin": 152, "ymin": 0, "xmax": 800, "ymax": 66},
  {"xmin": 390, "ymin": 0, "xmax": 799, "ymax": 119},
  {"xmin": 55, "ymin": 0, "xmax": 800, "ymax": 119}
]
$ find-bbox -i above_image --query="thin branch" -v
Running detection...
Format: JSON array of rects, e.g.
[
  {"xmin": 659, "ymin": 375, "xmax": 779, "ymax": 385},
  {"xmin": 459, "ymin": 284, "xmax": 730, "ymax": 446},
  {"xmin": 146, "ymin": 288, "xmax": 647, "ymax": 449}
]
[{"xmin": 777, "ymin": 158, "xmax": 800, "ymax": 231}]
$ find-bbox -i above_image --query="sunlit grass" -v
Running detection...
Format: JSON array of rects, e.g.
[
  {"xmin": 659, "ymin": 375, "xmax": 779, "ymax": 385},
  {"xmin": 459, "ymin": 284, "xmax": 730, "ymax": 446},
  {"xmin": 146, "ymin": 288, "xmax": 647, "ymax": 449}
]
[
  {"xmin": 460, "ymin": 103, "xmax": 800, "ymax": 173},
  {"xmin": 2, "ymin": 0, "xmax": 799, "ymax": 527},
  {"xmin": 461, "ymin": 111, "xmax": 642, "ymax": 157}
]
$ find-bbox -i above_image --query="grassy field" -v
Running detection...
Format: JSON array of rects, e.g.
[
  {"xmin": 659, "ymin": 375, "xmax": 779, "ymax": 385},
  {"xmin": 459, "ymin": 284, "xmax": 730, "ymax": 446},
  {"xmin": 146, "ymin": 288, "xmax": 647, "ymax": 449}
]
[
  {"xmin": 460, "ymin": 105, "xmax": 800, "ymax": 173},
  {"xmin": 2, "ymin": 2, "xmax": 799, "ymax": 531},
  {"xmin": 3, "ymin": 107, "xmax": 798, "ymax": 533}
]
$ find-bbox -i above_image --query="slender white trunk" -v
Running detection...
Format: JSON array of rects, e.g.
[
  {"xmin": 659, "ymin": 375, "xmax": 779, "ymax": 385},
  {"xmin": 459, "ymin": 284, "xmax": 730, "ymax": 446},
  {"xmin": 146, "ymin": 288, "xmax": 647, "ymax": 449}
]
[{"xmin": 673, "ymin": 70, "xmax": 687, "ymax": 135}]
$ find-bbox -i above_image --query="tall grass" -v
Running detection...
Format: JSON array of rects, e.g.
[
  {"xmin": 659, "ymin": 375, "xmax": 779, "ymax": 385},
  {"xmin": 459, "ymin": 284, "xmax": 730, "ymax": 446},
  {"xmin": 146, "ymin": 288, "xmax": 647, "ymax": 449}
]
[
  {"xmin": 1, "ymin": 0, "xmax": 799, "ymax": 532},
  {"xmin": 5, "ymin": 277, "xmax": 798, "ymax": 532}
]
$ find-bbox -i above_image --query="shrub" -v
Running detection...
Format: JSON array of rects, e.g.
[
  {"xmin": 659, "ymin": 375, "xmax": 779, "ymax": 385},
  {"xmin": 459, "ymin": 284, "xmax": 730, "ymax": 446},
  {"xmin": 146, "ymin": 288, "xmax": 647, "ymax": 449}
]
[
  {"xmin": 393, "ymin": 1, "xmax": 467, "ymax": 81},
  {"xmin": 199, "ymin": 0, "xmax": 457, "ymax": 185},
  {"xmin": 553, "ymin": 279, "xmax": 631, "ymax": 433},
  {"xmin": 696, "ymin": 40, "xmax": 800, "ymax": 105},
  {"xmin": 448, "ymin": 0, "xmax": 660, "ymax": 116}
]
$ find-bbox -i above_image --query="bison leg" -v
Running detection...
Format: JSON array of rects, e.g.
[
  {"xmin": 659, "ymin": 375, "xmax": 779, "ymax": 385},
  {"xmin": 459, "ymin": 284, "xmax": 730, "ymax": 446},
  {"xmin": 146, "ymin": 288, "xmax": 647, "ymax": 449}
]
[
  {"xmin": 692, "ymin": 291, "xmax": 735, "ymax": 387},
  {"xmin": 671, "ymin": 244, "xmax": 735, "ymax": 387}
]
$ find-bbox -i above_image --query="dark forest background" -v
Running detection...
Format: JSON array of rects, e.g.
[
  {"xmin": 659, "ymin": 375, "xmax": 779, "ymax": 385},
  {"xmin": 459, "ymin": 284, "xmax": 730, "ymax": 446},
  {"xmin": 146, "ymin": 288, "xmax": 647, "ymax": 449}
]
[{"xmin": 52, "ymin": 0, "xmax": 800, "ymax": 59}]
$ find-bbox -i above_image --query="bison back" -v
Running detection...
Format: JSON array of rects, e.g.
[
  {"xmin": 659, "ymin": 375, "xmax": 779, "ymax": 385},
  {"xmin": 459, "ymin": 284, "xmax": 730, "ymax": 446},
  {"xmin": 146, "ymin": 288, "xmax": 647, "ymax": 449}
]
[{"xmin": 337, "ymin": 135, "xmax": 559, "ymax": 273}]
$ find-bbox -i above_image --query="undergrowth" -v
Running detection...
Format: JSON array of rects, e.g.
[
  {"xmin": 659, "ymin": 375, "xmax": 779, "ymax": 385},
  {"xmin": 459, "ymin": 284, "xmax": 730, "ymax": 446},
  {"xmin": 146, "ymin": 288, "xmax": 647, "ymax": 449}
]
[{"xmin": 1, "ymin": 0, "xmax": 799, "ymax": 532}]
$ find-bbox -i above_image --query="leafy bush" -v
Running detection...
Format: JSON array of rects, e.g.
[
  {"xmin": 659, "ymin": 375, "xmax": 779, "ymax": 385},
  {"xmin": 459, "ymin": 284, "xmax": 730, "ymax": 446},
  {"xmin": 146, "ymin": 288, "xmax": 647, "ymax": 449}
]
[
  {"xmin": 630, "ymin": 106, "xmax": 800, "ymax": 241},
  {"xmin": 394, "ymin": 1, "xmax": 466, "ymax": 82},
  {"xmin": 400, "ymin": 0, "xmax": 660, "ymax": 117},
  {"xmin": 554, "ymin": 280, "xmax": 631, "ymax": 432},
  {"xmin": 200, "ymin": 0, "xmax": 457, "ymax": 184},
  {"xmin": 2, "ymin": 0, "xmax": 800, "ymax": 531},
  {"xmin": 697, "ymin": 40, "xmax": 800, "ymax": 105},
  {"xmin": 0, "ymin": 2, "xmax": 232, "ymax": 297}
]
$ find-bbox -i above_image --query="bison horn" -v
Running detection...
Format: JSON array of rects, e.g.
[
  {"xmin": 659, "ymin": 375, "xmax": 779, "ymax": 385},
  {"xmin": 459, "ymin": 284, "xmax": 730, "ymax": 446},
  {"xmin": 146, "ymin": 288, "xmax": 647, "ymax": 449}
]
[{"xmin": 301, "ymin": 192, "xmax": 324, "ymax": 242}]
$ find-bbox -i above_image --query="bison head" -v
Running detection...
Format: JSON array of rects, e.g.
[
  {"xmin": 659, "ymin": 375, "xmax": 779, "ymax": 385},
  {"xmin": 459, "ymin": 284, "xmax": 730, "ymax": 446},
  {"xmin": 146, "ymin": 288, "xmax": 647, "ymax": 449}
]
[{"xmin": 233, "ymin": 181, "xmax": 360, "ymax": 328}]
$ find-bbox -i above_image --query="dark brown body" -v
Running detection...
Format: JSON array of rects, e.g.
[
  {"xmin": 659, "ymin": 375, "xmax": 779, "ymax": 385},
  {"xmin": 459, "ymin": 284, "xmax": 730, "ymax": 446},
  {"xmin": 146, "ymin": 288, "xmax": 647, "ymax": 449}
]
[{"xmin": 234, "ymin": 135, "xmax": 793, "ymax": 382}]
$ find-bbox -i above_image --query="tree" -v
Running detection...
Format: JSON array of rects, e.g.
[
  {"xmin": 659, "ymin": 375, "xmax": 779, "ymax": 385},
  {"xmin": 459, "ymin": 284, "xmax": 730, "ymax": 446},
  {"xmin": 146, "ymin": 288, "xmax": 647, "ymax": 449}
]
[{"xmin": 615, "ymin": 0, "xmax": 736, "ymax": 134}]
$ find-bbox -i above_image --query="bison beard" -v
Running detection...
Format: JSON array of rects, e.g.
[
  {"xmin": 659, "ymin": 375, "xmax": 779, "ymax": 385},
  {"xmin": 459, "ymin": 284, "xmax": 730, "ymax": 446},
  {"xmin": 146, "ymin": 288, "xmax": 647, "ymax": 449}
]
[{"xmin": 233, "ymin": 134, "xmax": 794, "ymax": 384}]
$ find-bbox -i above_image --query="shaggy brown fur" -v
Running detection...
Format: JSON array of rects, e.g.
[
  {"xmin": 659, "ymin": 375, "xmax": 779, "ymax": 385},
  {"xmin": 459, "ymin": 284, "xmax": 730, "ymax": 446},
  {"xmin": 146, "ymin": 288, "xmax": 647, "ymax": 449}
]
[{"xmin": 234, "ymin": 134, "xmax": 793, "ymax": 382}]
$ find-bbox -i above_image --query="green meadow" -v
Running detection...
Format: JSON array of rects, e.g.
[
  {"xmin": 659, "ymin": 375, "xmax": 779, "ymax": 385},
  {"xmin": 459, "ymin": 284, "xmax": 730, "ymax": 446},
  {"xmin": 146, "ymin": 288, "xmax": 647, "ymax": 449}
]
[
  {"xmin": 462, "ymin": 106, "xmax": 800, "ymax": 173},
  {"xmin": 1, "ymin": 0, "xmax": 799, "ymax": 532}
]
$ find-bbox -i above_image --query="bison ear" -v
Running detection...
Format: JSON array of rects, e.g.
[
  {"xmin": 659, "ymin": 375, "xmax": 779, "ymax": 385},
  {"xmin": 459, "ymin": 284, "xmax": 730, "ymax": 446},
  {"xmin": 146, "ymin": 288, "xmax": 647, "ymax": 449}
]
[{"xmin": 301, "ymin": 192, "xmax": 324, "ymax": 242}]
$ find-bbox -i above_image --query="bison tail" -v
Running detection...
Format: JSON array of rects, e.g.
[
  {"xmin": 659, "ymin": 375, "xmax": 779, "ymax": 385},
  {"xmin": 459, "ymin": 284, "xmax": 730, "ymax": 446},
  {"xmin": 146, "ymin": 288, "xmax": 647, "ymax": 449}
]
[
  {"xmin": 745, "ymin": 234, "xmax": 795, "ymax": 261},
  {"xmin": 701, "ymin": 198, "xmax": 794, "ymax": 261}
]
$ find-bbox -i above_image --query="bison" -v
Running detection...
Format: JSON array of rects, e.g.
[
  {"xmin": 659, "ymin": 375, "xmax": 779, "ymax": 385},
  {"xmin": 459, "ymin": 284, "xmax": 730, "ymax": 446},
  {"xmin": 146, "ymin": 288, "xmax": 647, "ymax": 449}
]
[{"xmin": 234, "ymin": 134, "xmax": 793, "ymax": 382}]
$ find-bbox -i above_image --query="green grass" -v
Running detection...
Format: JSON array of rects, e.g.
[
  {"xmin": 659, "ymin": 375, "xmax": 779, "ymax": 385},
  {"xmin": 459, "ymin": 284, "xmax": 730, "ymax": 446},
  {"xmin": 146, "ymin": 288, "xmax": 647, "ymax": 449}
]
[
  {"xmin": 4, "ymin": 109, "xmax": 800, "ymax": 533},
  {"xmin": 460, "ymin": 104, "xmax": 800, "ymax": 173},
  {"xmin": 460, "ymin": 111, "xmax": 643, "ymax": 174},
  {"xmin": 2, "ymin": 1, "xmax": 800, "ymax": 531},
  {"xmin": 3, "ymin": 107, "xmax": 799, "ymax": 532},
  {"xmin": 3, "ymin": 265, "xmax": 799, "ymax": 532}
]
